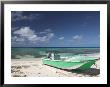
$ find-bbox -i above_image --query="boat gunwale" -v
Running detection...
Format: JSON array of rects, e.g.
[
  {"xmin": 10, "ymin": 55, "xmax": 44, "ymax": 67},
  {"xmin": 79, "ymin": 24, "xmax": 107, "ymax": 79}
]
[{"xmin": 42, "ymin": 58, "xmax": 97, "ymax": 63}]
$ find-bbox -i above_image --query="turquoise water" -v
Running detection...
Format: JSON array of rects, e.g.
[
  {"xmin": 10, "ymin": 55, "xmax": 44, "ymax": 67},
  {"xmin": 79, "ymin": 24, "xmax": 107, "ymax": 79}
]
[{"xmin": 11, "ymin": 47, "xmax": 100, "ymax": 59}]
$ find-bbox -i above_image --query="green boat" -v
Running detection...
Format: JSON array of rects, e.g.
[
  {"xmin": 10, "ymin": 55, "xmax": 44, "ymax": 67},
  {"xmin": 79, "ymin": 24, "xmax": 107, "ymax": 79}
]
[{"xmin": 42, "ymin": 53, "xmax": 99, "ymax": 70}]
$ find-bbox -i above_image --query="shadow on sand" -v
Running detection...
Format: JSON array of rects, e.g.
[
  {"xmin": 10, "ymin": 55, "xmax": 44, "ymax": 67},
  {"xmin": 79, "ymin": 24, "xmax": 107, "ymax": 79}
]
[
  {"xmin": 63, "ymin": 68, "xmax": 100, "ymax": 76},
  {"xmin": 43, "ymin": 64, "xmax": 100, "ymax": 76}
]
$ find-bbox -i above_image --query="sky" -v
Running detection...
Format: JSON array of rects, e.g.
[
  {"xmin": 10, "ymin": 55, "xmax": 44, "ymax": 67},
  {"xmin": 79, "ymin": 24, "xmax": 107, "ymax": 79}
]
[{"xmin": 11, "ymin": 11, "xmax": 100, "ymax": 47}]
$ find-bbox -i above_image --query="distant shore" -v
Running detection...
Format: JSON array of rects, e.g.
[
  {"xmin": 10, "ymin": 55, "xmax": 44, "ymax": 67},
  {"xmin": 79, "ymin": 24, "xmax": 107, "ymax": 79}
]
[{"xmin": 11, "ymin": 54, "xmax": 100, "ymax": 77}]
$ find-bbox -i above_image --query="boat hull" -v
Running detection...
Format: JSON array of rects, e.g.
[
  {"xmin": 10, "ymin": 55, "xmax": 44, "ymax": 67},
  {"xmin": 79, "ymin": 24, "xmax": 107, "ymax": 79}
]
[{"xmin": 42, "ymin": 59, "xmax": 96, "ymax": 70}]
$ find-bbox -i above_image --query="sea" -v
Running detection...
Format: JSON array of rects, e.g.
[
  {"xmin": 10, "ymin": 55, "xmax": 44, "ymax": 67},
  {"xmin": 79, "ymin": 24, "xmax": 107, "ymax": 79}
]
[{"xmin": 11, "ymin": 47, "xmax": 100, "ymax": 59}]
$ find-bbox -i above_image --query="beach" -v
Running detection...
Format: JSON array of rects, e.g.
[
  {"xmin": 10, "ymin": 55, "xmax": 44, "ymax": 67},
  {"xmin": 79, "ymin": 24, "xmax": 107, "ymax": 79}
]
[{"xmin": 11, "ymin": 55, "xmax": 100, "ymax": 77}]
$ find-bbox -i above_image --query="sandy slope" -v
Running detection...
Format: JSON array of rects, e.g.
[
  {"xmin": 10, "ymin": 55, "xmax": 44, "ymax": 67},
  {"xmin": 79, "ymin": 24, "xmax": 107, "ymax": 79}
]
[{"xmin": 11, "ymin": 58, "xmax": 100, "ymax": 77}]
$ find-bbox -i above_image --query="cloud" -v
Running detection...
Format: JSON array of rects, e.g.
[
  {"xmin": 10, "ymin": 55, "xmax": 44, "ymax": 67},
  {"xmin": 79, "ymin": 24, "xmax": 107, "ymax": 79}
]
[
  {"xmin": 12, "ymin": 27, "xmax": 54, "ymax": 44},
  {"xmin": 45, "ymin": 29, "xmax": 52, "ymax": 32},
  {"xmin": 12, "ymin": 36, "xmax": 25, "ymax": 42},
  {"xmin": 12, "ymin": 27, "xmax": 19, "ymax": 31},
  {"xmin": 11, "ymin": 11, "xmax": 40, "ymax": 21},
  {"xmin": 38, "ymin": 33, "xmax": 54, "ymax": 42},
  {"xmin": 59, "ymin": 37, "xmax": 64, "ymax": 40},
  {"xmin": 12, "ymin": 36, "xmax": 17, "ymax": 41},
  {"xmin": 39, "ymin": 29, "xmax": 52, "ymax": 34},
  {"xmin": 70, "ymin": 35, "xmax": 82, "ymax": 43},
  {"xmin": 13, "ymin": 27, "xmax": 35, "ymax": 37},
  {"xmin": 73, "ymin": 35, "xmax": 82, "ymax": 40},
  {"xmin": 16, "ymin": 38, "xmax": 25, "ymax": 42}
]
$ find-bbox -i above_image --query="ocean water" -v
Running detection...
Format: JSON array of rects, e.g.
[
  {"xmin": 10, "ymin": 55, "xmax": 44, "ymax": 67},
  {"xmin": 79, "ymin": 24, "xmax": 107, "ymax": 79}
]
[{"xmin": 11, "ymin": 47, "xmax": 100, "ymax": 59}]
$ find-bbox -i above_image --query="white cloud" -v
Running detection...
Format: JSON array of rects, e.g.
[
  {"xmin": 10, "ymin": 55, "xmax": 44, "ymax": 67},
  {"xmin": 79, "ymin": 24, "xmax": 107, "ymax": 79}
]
[
  {"xmin": 59, "ymin": 37, "xmax": 64, "ymax": 40},
  {"xmin": 47, "ymin": 33, "xmax": 54, "ymax": 39},
  {"xmin": 13, "ymin": 27, "xmax": 35, "ymax": 37},
  {"xmin": 16, "ymin": 38, "xmax": 25, "ymax": 42},
  {"xmin": 12, "ymin": 36, "xmax": 17, "ymax": 41},
  {"xmin": 12, "ymin": 27, "xmax": 19, "ymax": 31},
  {"xmin": 11, "ymin": 11, "xmax": 40, "ymax": 21},
  {"xmin": 70, "ymin": 35, "xmax": 82, "ymax": 43},
  {"xmin": 39, "ymin": 31, "xmax": 47, "ymax": 34},
  {"xmin": 38, "ymin": 33, "xmax": 54, "ymax": 42},
  {"xmin": 39, "ymin": 29, "xmax": 52, "ymax": 34},
  {"xmin": 12, "ymin": 36, "xmax": 25, "ymax": 42},
  {"xmin": 28, "ymin": 35, "xmax": 38, "ymax": 41},
  {"xmin": 45, "ymin": 29, "xmax": 52, "ymax": 32},
  {"xmin": 12, "ymin": 27, "xmax": 54, "ymax": 44},
  {"xmin": 73, "ymin": 35, "xmax": 82, "ymax": 40}
]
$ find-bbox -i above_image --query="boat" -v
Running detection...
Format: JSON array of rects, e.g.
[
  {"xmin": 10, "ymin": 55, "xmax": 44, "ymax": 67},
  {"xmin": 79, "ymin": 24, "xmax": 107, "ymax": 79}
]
[{"xmin": 42, "ymin": 53, "xmax": 99, "ymax": 70}]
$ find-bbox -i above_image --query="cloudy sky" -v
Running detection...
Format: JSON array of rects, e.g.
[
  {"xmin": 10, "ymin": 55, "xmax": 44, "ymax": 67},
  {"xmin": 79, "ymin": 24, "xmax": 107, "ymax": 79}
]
[{"xmin": 11, "ymin": 11, "xmax": 100, "ymax": 47}]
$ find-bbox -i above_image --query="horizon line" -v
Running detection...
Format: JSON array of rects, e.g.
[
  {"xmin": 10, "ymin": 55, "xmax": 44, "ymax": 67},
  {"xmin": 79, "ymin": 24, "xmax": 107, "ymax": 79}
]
[{"xmin": 11, "ymin": 47, "xmax": 100, "ymax": 48}]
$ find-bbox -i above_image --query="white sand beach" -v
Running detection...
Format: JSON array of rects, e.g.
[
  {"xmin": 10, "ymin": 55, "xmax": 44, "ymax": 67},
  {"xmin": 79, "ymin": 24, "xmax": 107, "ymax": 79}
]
[{"xmin": 11, "ymin": 55, "xmax": 100, "ymax": 77}]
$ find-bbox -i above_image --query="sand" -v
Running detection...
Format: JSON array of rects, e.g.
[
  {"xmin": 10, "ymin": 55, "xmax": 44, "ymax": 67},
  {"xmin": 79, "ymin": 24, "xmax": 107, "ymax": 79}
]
[{"xmin": 11, "ymin": 57, "xmax": 100, "ymax": 77}]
